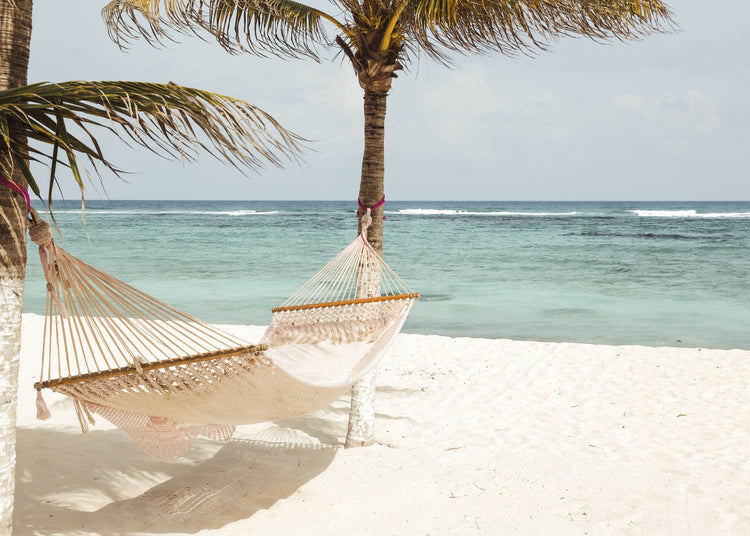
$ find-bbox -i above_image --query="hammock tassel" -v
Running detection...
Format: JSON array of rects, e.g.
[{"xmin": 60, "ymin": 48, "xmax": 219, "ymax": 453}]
[
  {"xmin": 74, "ymin": 399, "xmax": 96, "ymax": 435},
  {"xmin": 36, "ymin": 389, "xmax": 51, "ymax": 421}
]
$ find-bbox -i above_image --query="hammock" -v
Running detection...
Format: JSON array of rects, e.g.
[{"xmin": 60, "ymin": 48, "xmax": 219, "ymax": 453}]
[{"xmin": 28, "ymin": 208, "xmax": 418, "ymax": 461}]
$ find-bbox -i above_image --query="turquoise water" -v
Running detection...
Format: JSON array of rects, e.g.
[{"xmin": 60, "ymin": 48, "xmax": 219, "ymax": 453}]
[{"xmin": 23, "ymin": 200, "xmax": 750, "ymax": 350}]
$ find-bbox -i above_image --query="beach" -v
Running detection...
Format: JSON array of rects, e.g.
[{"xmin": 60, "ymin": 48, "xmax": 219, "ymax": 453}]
[{"xmin": 13, "ymin": 313, "xmax": 750, "ymax": 535}]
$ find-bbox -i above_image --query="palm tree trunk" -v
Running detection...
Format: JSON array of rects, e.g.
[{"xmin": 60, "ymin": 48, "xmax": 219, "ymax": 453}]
[
  {"xmin": 0, "ymin": 1, "xmax": 33, "ymax": 533},
  {"xmin": 0, "ymin": 235, "xmax": 25, "ymax": 536},
  {"xmin": 356, "ymin": 89, "xmax": 386, "ymax": 253},
  {"xmin": 345, "ymin": 88, "xmax": 387, "ymax": 448}
]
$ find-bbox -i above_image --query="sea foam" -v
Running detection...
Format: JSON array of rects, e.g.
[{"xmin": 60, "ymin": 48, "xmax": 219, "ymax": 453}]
[
  {"xmin": 50, "ymin": 209, "xmax": 279, "ymax": 216},
  {"xmin": 631, "ymin": 209, "xmax": 750, "ymax": 218},
  {"xmin": 395, "ymin": 208, "xmax": 578, "ymax": 216}
]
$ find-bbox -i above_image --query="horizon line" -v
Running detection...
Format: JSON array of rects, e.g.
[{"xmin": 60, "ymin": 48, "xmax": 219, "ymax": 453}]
[{"xmin": 31, "ymin": 199, "xmax": 750, "ymax": 204}]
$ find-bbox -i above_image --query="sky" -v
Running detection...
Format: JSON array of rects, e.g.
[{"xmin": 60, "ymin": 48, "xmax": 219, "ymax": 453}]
[{"xmin": 27, "ymin": 1, "xmax": 750, "ymax": 201}]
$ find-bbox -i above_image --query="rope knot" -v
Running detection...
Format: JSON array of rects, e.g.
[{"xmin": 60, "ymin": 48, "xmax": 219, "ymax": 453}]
[
  {"xmin": 360, "ymin": 208, "xmax": 372, "ymax": 239},
  {"xmin": 29, "ymin": 219, "xmax": 54, "ymax": 247}
]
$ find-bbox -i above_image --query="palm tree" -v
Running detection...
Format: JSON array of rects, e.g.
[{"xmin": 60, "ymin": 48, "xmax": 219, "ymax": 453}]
[
  {"xmin": 0, "ymin": 4, "xmax": 303, "ymax": 533},
  {"xmin": 104, "ymin": 0, "xmax": 674, "ymax": 448}
]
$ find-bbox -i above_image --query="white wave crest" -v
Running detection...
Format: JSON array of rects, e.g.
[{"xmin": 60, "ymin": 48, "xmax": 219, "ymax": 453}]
[
  {"xmin": 48, "ymin": 209, "xmax": 278, "ymax": 216},
  {"xmin": 214, "ymin": 210, "xmax": 278, "ymax": 216},
  {"xmin": 394, "ymin": 209, "xmax": 578, "ymax": 216},
  {"xmin": 630, "ymin": 210, "xmax": 750, "ymax": 219}
]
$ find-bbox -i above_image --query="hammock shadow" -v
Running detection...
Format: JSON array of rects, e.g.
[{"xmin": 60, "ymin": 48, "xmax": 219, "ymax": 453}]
[
  {"xmin": 271, "ymin": 391, "xmax": 421, "ymax": 448},
  {"xmin": 14, "ymin": 426, "xmax": 338, "ymax": 535},
  {"xmin": 272, "ymin": 402, "xmax": 350, "ymax": 445}
]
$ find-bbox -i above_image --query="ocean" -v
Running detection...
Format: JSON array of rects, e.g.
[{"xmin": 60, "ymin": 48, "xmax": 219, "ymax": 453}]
[{"xmin": 22, "ymin": 200, "xmax": 750, "ymax": 350}]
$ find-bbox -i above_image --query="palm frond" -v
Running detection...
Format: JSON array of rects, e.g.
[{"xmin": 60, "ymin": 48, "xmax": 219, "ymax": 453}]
[
  {"xmin": 0, "ymin": 81, "xmax": 305, "ymax": 200},
  {"xmin": 399, "ymin": 0, "xmax": 675, "ymax": 63},
  {"xmin": 103, "ymin": 0, "xmax": 340, "ymax": 60}
]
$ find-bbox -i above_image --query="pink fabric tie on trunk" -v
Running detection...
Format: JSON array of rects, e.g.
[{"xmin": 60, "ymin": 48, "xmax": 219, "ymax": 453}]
[
  {"xmin": 357, "ymin": 195, "xmax": 386, "ymax": 221},
  {"xmin": 0, "ymin": 174, "xmax": 30, "ymax": 212}
]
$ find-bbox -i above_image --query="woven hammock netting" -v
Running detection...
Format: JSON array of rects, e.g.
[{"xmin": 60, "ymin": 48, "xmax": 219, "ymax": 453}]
[{"xmin": 28, "ymin": 209, "xmax": 418, "ymax": 461}]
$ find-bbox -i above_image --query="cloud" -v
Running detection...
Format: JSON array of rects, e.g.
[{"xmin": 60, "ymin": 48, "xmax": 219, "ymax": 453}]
[
  {"xmin": 404, "ymin": 70, "xmax": 510, "ymax": 159},
  {"xmin": 682, "ymin": 90, "xmax": 719, "ymax": 134},
  {"xmin": 612, "ymin": 90, "xmax": 719, "ymax": 135},
  {"xmin": 613, "ymin": 93, "xmax": 649, "ymax": 115},
  {"xmin": 422, "ymin": 70, "xmax": 509, "ymax": 117},
  {"xmin": 604, "ymin": 90, "xmax": 721, "ymax": 158}
]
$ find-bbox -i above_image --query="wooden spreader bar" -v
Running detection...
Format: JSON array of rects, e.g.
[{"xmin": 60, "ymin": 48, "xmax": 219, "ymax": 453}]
[
  {"xmin": 35, "ymin": 344, "xmax": 269, "ymax": 391},
  {"xmin": 272, "ymin": 293, "xmax": 421, "ymax": 313}
]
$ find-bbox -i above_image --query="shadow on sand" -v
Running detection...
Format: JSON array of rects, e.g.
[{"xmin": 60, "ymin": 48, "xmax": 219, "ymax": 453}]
[{"xmin": 14, "ymin": 424, "xmax": 338, "ymax": 535}]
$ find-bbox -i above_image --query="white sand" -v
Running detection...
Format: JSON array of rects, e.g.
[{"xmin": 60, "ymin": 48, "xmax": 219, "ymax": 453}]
[{"xmin": 12, "ymin": 313, "xmax": 750, "ymax": 535}]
